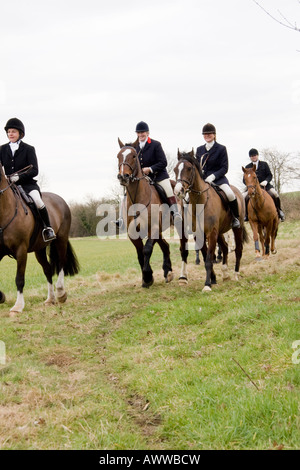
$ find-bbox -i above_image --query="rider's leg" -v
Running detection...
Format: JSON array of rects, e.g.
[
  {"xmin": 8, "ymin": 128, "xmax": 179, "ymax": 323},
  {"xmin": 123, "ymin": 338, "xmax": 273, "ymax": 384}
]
[
  {"xmin": 28, "ymin": 190, "xmax": 56, "ymax": 241},
  {"xmin": 219, "ymin": 184, "xmax": 241, "ymax": 229}
]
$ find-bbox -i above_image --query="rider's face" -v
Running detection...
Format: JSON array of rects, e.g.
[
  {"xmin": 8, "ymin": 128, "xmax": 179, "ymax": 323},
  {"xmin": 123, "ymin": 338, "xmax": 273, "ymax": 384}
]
[
  {"xmin": 250, "ymin": 154, "xmax": 259, "ymax": 162},
  {"xmin": 137, "ymin": 131, "xmax": 148, "ymax": 142},
  {"xmin": 203, "ymin": 133, "xmax": 215, "ymax": 143},
  {"xmin": 7, "ymin": 128, "xmax": 20, "ymax": 143}
]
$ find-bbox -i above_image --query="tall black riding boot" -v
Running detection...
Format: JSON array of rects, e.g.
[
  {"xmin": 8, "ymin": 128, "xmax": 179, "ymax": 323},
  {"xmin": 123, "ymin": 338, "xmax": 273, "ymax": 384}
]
[
  {"xmin": 228, "ymin": 199, "xmax": 241, "ymax": 229},
  {"xmin": 39, "ymin": 206, "xmax": 56, "ymax": 242},
  {"xmin": 275, "ymin": 197, "xmax": 285, "ymax": 221}
]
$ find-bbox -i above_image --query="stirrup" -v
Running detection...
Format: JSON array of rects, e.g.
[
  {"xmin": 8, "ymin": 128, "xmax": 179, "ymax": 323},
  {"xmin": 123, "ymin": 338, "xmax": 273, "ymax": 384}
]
[
  {"xmin": 42, "ymin": 227, "xmax": 56, "ymax": 242},
  {"xmin": 113, "ymin": 217, "xmax": 124, "ymax": 229},
  {"xmin": 279, "ymin": 210, "xmax": 285, "ymax": 221}
]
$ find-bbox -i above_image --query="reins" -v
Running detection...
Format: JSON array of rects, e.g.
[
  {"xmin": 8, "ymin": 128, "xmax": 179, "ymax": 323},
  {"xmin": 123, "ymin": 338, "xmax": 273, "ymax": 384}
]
[
  {"xmin": 119, "ymin": 147, "xmax": 152, "ymax": 220},
  {"xmin": 0, "ymin": 165, "xmax": 33, "ymax": 237}
]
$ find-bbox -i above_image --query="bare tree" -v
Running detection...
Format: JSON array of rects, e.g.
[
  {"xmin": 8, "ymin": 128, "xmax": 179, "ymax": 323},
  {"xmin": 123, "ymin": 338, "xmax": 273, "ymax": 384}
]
[
  {"xmin": 260, "ymin": 147, "xmax": 300, "ymax": 193},
  {"xmin": 252, "ymin": 0, "xmax": 300, "ymax": 32}
]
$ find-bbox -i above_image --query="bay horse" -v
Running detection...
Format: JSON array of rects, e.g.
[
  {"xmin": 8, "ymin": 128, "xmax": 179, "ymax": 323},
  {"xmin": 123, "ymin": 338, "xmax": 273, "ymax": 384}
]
[
  {"xmin": 0, "ymin": 162, "xmax": 79, "ymax": 316},
  {"xmin": 174, "ymin": 150, "xmax": 248, "ymax": 291},
  {"xmin": 117, "ymin": 138, "xmax": 175, "ymax": 288},
  {"xmin": 242, "ymin": 164, "xmax": 278, "ymax": 258}
]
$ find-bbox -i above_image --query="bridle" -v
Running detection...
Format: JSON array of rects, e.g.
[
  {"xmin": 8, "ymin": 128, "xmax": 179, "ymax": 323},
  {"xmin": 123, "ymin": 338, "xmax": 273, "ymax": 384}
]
[
  {"xmin": 176, "ymin": 159, "xmax": 210, "ymax": 198},
  {"xmin": 118, "ymin": 146, "xmax": 152, "ymax": 219},
  {"xmin": 118, "ymin": 147, "xmax": 144, "ymax": 183}
]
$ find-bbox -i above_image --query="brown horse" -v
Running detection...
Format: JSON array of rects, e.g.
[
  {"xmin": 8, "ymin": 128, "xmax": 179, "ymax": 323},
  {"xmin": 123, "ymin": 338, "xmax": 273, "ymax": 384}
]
[
  {"xmin": 242, "ymin": 164, "xmax": 278, "ymax": 258},
  {"xmin": 117, "ymin": 138, "xmax": 175, "ymax": 287},
  {"xmin": 174, "ymin": 150, "xmax": 248, "ymax": 291},
  {"xmin": 0, "ymin": 163, "xmax": 79, "ymax": 316}
]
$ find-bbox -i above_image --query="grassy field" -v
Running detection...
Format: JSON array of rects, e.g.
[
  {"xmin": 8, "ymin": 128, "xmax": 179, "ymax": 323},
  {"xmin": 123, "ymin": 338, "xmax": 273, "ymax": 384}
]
[{"xmin": 0, "ymin": 220, "xmax": 299, "ymax": 450}]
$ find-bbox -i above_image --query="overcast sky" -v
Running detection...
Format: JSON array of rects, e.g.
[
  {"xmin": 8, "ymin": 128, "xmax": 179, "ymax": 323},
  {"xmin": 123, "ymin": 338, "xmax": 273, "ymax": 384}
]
[{"xmin": 1, "ymin": 0, "xmax": 299, "ymax": 203}]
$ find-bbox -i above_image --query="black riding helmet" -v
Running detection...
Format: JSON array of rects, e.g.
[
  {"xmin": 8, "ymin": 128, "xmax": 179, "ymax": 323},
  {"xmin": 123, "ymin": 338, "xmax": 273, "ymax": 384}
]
[
  {"xmin": 202, "ymin": 123, "xmax": 216, "ymax": 134},
  {"xmin": 135, "ymin": 121, "xmax": 149, "ymax": 132},
  {"xmin": 5, "ymin": 118, "xmax": 25, "ymax": 138},
  {"xmin": 249, "ymin": 148, "xmax": 259, "ymax": 157}
]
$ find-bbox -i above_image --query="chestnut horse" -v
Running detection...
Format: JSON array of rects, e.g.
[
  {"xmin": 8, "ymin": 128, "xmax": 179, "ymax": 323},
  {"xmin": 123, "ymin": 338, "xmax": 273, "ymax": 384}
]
[
  {"xmin": 0, "ymin": 162, "xmax": 79, "ymax": 316},
  {"xmin": 174, "ymin": 150, "xmax": 248, "ymax": 291},
  {"xmin": 117, "ymin": 139, "xmax": 175, "ymax": 287},
  {"xmin": 242, "ymin": 164, "xmax": 278, "ymax": 258}
]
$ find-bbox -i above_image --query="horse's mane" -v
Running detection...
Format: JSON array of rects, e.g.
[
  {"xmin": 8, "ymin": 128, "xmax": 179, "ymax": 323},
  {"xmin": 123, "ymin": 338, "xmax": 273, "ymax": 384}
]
[{"xmin": 178, "ymin": 152, "xmax": 203, "ymax": 179}]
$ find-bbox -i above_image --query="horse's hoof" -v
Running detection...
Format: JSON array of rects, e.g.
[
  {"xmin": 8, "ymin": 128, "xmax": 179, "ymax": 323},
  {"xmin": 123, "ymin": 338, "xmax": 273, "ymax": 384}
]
[
  {"xmin": 9, "ymin": 309, "xmax": 20, "ymax": 317},
  {"xmin": 142, "ymin": 279, "xmax": 154, "ymax": 288},
  {"xmin": 57, "ymin": 292, "xmax": 68, "ymax": 303},
  {"xmin": 195, "ymin": 260, "xmax": 200, "ymax": 265},
  {"xmin": 165, "ymin": 272, "xmax": 174, "ymax": 283},
  {"xmin": 202, "ymin": 285, "xmax": 212, "ymax": 292},
  {"xmin": 44, "ymin": 299, "xmax": 56, "ymax": 306},
  {"xmin": 0, "ymin": 291, "xmax": 6, "ymax": 304},
  {"xmin": 178, "ymin": 277, "xmax": 188, "ymax": 286},
  {"xmin": 234, "ymin": 272, "xmax": 240, "ymax": 281},
  {"xmin": 271, "ymin": 249, "xmax": 277, "ymax": 255}
]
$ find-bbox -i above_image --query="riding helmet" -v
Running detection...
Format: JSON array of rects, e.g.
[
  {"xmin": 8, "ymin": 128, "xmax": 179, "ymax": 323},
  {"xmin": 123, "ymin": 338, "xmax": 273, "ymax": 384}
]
[
  {"xmin": 249, "ymin": 148, "xmax": 259, "ymax": 157},
  {"xmin": 4, "ymin": 118, "xmax": 25, "ymax": 137},
  {"xmin": 202, "ymin": 123, "xmax": 216, "ymax": 135},
  {"xmin": 135, "ymin": 121, "xmax": 149, "ymax": 132}
]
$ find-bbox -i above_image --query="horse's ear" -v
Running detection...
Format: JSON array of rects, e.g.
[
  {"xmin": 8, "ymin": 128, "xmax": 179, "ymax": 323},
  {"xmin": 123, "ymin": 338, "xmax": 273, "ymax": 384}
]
[
  {"xmin": 133, "ymin": 138, "xmax": 139, "ymax": 148},
  {"xmin": 191, "ymin": 148, "xmax": 195, "ymax": 157},
  {"xmin": 118, "ymin": 138, "xmax": 124, "ymax": 148},
  {"xmin": 177, "ymin": 148, "xmax": 181, "ymax": 160},
  {"xmin": 252, "ymin": 164, "xmax": 257, "ymax": 171},
  {"xmin": 242, "ymin": 166, "xmax": 246, "ymax": 173}
]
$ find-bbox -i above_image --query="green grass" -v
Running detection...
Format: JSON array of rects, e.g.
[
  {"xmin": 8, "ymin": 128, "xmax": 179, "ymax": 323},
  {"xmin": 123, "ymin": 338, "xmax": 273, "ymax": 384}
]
[{"xmin": 0, "ymin": 222, "xmax": 299, "ymax": 449}]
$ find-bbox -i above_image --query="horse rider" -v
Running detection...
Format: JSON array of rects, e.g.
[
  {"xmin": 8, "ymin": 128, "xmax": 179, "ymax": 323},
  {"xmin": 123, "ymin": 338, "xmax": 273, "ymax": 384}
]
[
  {"xmin": 196, "ymin": 123, "xmax": 240, "ymax": 229},
  {"xmin": 0, "ymin": 118, "xmax": 56, "ymax": 242},
  {"xmin": 243, "ymin": 148, "xmax": 285, "ymax": 221},
  {"xmin": 115, "ymin": 121, "xmax": 182, "ymax": 229}
]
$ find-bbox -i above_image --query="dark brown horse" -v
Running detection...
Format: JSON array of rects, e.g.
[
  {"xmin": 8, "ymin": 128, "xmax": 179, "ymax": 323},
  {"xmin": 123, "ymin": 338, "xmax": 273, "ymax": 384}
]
[
  {"xmin": 242, "ymin": 164, "xmax": 278, "ymax": 258},
  {"xmin": 174, "ymin": 150, "xmax": 248, "ymax": 291},
  {"xmin": 0, "ymin": 163, "xmax": 79, "ymax": 316},
  {"xmin": 117, "ymin": 138, "xmax": 175, "ymax": 287}
]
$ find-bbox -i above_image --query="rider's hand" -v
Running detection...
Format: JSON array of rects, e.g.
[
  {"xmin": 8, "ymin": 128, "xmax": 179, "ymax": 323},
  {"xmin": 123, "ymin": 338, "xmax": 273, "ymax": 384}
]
[
  {"xmin": 205, "ymin": 174, "xmax": 216, "ymax": 184},
  {"xmin": 260, "ymin": 180, "xmax": 267, "ymax": 187},
  {"xmin": 143, "ymin": 167, "xmax": 152, "ymax": 175},
  {"xmin": 9, "ymin": 175, "xmax": 19, "ymax": 183}
]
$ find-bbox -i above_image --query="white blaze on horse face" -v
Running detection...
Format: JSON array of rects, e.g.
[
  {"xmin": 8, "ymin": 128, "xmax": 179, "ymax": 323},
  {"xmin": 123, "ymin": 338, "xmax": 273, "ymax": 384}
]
[
  {"xmin": 121, "ymin": 149, "xmax": 131, "ymax": 175},
  {"xmin": 174, "ymin": 163, "xmax": 184, "ymax": 195}
]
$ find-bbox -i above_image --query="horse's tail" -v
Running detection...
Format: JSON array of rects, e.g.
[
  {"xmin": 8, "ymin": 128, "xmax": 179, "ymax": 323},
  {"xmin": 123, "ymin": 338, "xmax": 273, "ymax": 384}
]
[
  {"xmin": 49, "ymin": 240, "xmax": 80, "ymax": 276},
  {"xmin": 242, "ymin": 224, "xmax": 249, "ymax": 244}
]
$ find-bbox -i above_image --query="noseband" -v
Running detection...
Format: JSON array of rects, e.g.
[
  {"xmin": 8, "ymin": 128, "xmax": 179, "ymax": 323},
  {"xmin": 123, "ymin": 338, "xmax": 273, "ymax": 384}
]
[
  {"xmin": 118, "ymin": 147, "xmax": 142, "ymax": 183},
  {"xmin": 177, "ymin": 159, "xmax": 209, "ymax": 197}
]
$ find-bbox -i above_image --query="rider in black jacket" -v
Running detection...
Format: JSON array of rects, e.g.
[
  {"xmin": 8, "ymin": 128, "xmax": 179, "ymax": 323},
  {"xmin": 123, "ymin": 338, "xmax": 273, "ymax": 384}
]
[
  {"xmin": 243, "ymin": 148, "xmax": 285, "ymax": 221},
  {"xmin": 0, "ymin": 118, "xmax": 56, "ymax": 241}
]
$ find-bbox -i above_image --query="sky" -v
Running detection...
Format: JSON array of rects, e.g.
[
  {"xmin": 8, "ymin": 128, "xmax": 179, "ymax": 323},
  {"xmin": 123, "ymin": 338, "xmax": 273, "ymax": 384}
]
[{"xmin": 1, "ymin": 0, "xmax": 299, "ymax": 203}]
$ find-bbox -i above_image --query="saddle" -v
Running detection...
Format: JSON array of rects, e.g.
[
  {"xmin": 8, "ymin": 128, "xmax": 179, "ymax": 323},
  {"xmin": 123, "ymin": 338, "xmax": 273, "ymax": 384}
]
[
  {"xmin": 211, "ymin": 184, "xmax": 230, "ymax": 209},
  {"xmin": 13, "ymin": 185, "xmax": 42, "ymax": 249},
  {"xmin": 152, "ymin": 181, "xmax": 169, "ymax": 205}
]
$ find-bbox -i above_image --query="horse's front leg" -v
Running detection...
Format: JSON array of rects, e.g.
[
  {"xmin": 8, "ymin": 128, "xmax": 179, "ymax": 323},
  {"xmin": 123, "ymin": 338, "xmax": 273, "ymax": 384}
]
[
  {"xmin": 10, "ymin": 246, "xmax": 28, "ymax": 316},
  {"xmin": 203, "ymin": 231, "xmax": 218, "ymax": 292},
  {"xmin": 142, "ymin": 238, "xmax": 156, "ymax": 288},
  {"xmin": 249, "ymin": 220, "xmax": 261, "ymax": 258},
  {"xmin": 178, "ymin": 230, "xmax": 189, "ymax": 285}
]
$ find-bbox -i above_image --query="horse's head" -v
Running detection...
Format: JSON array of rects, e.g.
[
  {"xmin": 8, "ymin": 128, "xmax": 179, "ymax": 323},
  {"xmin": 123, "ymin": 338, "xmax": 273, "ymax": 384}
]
[
  {"xmin": 174, "ymin": 149, "xmax": 198, "ymax": 198},
  {"xmin": 242, "ymin": 165, "xmax": 258, "ymax": 197},
  {"xmin": 117, "ymin": 138, "xmax": 139, "ymax": 186}
]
